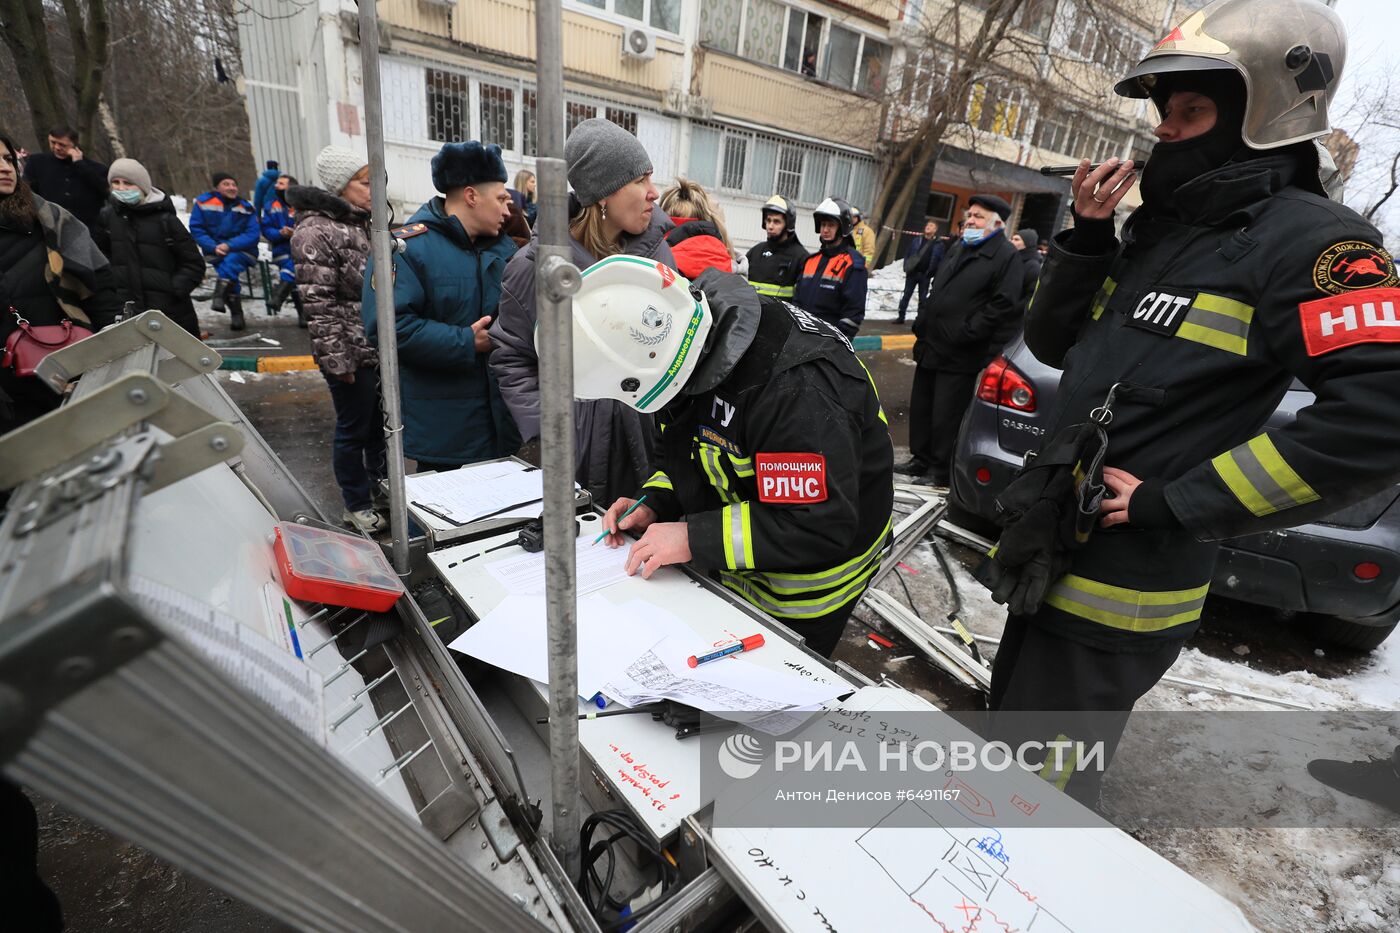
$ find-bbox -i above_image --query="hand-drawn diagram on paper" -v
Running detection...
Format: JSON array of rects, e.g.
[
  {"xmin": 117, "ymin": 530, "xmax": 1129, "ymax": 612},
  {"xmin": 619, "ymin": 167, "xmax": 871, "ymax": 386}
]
[{"xmin": 857, "ymin": 800, "xmax": 1071, "ymax": 933}]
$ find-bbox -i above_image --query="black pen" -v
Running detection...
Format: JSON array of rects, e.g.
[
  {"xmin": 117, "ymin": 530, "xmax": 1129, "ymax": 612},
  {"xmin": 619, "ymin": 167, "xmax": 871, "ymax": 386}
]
[
  {"xmin": 472, "ymin": 496, "xmax": 544, "ymax": 523},
  {"xmin": 410, "ymin": 501, "xmax": 464, "ymax": 527}
]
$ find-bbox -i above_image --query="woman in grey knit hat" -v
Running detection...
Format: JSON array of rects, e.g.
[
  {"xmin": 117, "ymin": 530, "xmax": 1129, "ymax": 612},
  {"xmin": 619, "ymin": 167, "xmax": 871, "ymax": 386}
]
[{"xmin": 489, "ymin": 117, "xmax": 676, "ymax": 506}]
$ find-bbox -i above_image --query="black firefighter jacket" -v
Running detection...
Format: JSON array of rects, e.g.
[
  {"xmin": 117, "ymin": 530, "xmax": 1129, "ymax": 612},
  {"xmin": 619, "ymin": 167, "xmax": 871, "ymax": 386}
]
[
  {"xmin": 639, "ymin": 273, "xmax": 894, "ymax": 626},
  {"xmin": 745, "ymin": 232, "xmax": 808, "ymax": 300},
  {"xmin": 1022, "ymin": 151, "xmax": 1400, "ymax": 652},
  {"xmin": 913, "ymin": 230, "xmax": 1024, "ymax": 372}
]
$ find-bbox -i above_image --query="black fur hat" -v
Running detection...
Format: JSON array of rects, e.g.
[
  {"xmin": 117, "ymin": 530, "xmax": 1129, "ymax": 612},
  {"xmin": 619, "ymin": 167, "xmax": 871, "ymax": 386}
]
[{"xmin": 430, "ymin": 140, "xmax": 508, "ymax": 194}]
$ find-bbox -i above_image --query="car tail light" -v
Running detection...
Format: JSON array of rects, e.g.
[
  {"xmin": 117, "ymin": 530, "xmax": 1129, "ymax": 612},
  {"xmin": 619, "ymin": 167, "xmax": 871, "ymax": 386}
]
[
  {"xmin": 1354, "ymin": 562, "xmax": 1382, "ymax": 581},
  {"xmin": 975, "ymin": 467, "xmax": 992, "ymax": 484},
  {"xmin": 975, "ymin": 356, "xmax": 1037, "ymax": 412}
]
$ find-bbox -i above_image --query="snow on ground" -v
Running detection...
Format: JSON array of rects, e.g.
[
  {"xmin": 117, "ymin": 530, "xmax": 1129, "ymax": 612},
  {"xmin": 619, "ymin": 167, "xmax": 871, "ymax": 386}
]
[
  {"xmin": 873, "ymin": 534, "xmax": 1400, "ymax": 931},
  {"xmin": 865, "ymin": 262, "xmax": 908, "ymax": 321}
]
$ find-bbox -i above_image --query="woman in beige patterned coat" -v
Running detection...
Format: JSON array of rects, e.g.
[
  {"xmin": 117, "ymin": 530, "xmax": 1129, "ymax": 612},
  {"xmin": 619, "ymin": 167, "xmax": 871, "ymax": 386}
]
[{"xmin": 288, "ymin": 146, "xmax": 386, "ymax": 534}]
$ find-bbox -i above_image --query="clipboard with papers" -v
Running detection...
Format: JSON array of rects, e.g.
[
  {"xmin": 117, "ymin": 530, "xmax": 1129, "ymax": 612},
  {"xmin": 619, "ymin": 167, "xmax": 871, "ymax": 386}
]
[{"xmin": 404, "ymin": 457, "xmax": 591, "ymax": 547}]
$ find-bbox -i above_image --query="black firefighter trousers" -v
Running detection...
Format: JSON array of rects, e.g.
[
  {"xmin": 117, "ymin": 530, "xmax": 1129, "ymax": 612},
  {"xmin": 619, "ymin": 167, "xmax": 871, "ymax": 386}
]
[
  {"xmin": 985, "ymin": 614, "xmax": 1185, "ymax": 809},
  {"xmin": 907, "ymin": 366, "xmax": 977, "ymax": 480}
]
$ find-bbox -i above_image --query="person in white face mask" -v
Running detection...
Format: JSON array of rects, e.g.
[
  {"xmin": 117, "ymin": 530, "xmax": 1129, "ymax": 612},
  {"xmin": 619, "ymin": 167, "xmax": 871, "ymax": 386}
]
[
  {"xmin": 898, "ymin": 193, "xmax": 1024, "ymax": 486},
  {"xmin": 94, "ymin": 158, "xmax": 206, "ymax": 337}
]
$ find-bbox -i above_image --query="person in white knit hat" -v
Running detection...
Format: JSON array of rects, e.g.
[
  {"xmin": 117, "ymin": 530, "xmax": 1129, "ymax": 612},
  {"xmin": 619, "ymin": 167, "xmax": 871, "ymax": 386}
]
[
  {"xmin": 94, "ymin": 157, "xmax": 206, "ymax": 336},
  {"xmin": 287, "ymin": 145, "xmax": 388, "ymax": 534}
]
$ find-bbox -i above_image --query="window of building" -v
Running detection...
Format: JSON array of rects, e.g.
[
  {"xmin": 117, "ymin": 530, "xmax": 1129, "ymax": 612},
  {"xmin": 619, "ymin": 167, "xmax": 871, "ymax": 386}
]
[
  {"xmin": 746, "ymin": 137, "xmax": 779, "ymax": 196},
  {"xmin": 744, "ymin": 0, "xmax": 785, "ymax": 67},
  {"xmin": 968, "ymin": 81, "xmax": 1027, "ymax": 139},
  {"xmin": 926, "ymin": 191, "xmax": 957, "ymax": 227},
  {"xmin": 566, "ymin": 100, "xmax": 595, "ymax": 136},
  {"xmin": 823, "ymin": 25, "xmax": 861, "ymax": 89},
  {"xmin": 858, "ymin": 40, "xmax": 891, "ymax": 95},
  {"xmin": 1066, "ymin": 18, "xmax": 1143, "ymax": 75},
  {"xmin": 700, "ymin": 0, "xmax": 743, "ymax": 53},
  {"xmin": 479, "ymin": 83, "xmax": 515, "ymax": 152},
  {"xmin": 775, "ymin": 145, "xmax": 804, "ymax": 200},
  {"xmin": 570, "ymin": 0, "xmax": 679, "ymax": 34},
  {"xmin": 604, "ymin": 106, "xmax": 638, "ymax": 135},
  {"xmin": 1015, "ymin": 0, "xmax": 1058, "ymax": 39},
  {"xmin": 522, "ymin": 89, "xmax": 539, "ymax": 157},
  {"xmin": 426, "ymin": 69, "xmax": 470, "ymax": 143},
  {"xmin": 720, "ymin": 134, "xmax": 748, "ymax": 190},
  {"xmin": 783, "ymin": 9, "xmax": 824, "ymax": 76},
  {"xmin": 1032, "ymin": 105, "xmax": 1073, "ymax": 155}
]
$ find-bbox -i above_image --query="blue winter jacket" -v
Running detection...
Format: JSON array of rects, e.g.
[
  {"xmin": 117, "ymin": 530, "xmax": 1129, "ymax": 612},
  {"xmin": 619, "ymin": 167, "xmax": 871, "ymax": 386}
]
[
  {"xmin": 189, "ymin": 192, "xmax": 260, "ymax": 256},
  {"xmin": 261, "ymin": 195, "xmax": 296, "ymax": 260},
  {"xmin": 362, "ymin": 198, "xmax": 521, "ymax": 464},
  {"xmin": 252, "ymin": 167, "xmax": 280, "ymax": 214}
]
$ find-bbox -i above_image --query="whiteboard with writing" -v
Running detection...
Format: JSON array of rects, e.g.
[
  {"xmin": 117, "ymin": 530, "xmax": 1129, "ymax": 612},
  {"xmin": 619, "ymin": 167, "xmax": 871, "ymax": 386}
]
[
  {"xmin": 708, "ymin": 686, "xmax": 1255, "ymax": 933},
  {"xmin": 430, "ymin": 521, "xmax": 854, "ymax": 841}
]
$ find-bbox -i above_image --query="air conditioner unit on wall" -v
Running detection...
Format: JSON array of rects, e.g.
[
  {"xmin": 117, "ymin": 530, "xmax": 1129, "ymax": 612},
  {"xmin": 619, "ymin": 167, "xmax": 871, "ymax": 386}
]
[{"xmin": 622, "ymin": 27, "xmax": 657, "ymax": 62}]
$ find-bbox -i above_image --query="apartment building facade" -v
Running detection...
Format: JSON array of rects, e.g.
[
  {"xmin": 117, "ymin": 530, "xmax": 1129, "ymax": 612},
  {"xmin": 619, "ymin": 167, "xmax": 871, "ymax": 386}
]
[{"xmin": 236, "ymin": 0, "xmax": 1219, "ymax": 254}]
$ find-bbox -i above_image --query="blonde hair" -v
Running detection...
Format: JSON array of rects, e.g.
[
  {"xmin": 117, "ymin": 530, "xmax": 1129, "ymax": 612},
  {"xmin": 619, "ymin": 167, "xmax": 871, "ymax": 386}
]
[
  {"xmin": 570, "ymin": 202, "xmax": 623, "ymax": 261},
  {"xmin": 513, "ymin": 169, "xmax": 535, "ymax": 203},
  {"xmin": 659, "ymin": 178, "xmax": 731, "ymax": 250}
]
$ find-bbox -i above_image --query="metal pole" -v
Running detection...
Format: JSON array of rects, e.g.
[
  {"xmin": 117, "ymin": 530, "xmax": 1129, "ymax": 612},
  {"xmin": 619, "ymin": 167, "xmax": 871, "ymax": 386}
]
[
  {"xmin": 358, "ymin": 0, "xmax": 410, "ymax": 575},
  {"xmin": 535, "ymin": 0, "xmax": 583, "ymax": 879}
]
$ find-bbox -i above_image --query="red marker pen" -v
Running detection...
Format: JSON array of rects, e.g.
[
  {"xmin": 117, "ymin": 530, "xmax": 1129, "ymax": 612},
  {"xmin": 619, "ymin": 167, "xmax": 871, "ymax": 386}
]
[{"xmin": 688, "ymin": 634, "xmax": 765, "ymax": 668}]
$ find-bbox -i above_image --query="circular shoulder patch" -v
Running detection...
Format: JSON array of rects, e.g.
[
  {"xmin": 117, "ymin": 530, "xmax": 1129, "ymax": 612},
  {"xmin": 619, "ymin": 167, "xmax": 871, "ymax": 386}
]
[{"xmin": 1312, "ymin": 241, "xmax": 1399, "ymax": 295}]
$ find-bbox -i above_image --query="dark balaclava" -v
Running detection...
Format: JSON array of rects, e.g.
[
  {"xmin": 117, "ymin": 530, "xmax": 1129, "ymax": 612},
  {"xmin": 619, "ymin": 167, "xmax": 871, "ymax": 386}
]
[{"xmin": 1138, "ymin": 69, "xmax": 1248, "ymax": 213}]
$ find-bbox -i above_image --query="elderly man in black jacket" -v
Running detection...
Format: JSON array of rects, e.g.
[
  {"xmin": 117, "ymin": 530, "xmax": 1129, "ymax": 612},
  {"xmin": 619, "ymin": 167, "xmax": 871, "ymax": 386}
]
[{"xmin": 897, "ymin": 193, "xmax": 1023, "ymax": 486}]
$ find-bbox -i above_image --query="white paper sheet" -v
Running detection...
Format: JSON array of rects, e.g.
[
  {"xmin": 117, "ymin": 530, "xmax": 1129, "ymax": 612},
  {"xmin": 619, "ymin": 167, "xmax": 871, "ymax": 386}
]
[
  {"xmin": 486, "ymin": 536, "xmax": 631, "ymax": 597},
  {"xmin": 129, "ymin": 575, "xmax": 325, "ymax": 744},
  {"xmin": 447, "ymin": 593, "xmax": 663, "ymax": 698},
  {"xmin": 406, "ymin": 461, "xmax": 560, "ymax": 525},
  {"xmin": 602, "ymin": 635, "xmax": 846, "ymax": 716}
]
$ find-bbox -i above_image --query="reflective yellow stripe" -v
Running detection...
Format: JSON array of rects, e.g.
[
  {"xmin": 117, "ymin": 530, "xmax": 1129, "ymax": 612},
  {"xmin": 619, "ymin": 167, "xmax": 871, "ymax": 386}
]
[
  {"xmin": 643, "ymin": 470, "xmax": 673, "ymax": 491},
  {"xmin": 698, "ymin": 443, "xmax": 740, "ymax": 503},
  {"xmin": 1026, "ymin": 278, "xmax": 1041, "ymax": 315},
  {"xmin": 1045, "ymin": 574, "xmax": 1209, "ymax": 632},
  {"xmin": 1037, "ymin": 733, "xmax": 1077, "ymax": 792},
  {"xmin": 719, "ymin": 558, "xmax": 881, "ymax": 619},
  {"xmin": 722, "ymin": 503, "xmax": 754, "ymax": 570},
  {"xmin": 1089, "ymin": 277, "xmax": 1117, "ymax": 321},
  {"xmin": 1176, "ymin": 292, "xmax": 1253, "ymax": 356},
  {"xmin": 753, "ymin": 281, "xmax": 796, "ymax": 298},
  {"xmin": 858, "ymin": 358, "xmax": 888, "ymax": 425},
  {"xmin": 747, "ymin": 518, "xmax": 893, "ymax": 593},
  {"xmin": 1211, "ymin": 434, "xmax": 1320, "ymax": 517},
  {"xmin": 727, "ymin": 453, "xmax": 755, "ymax": 478}
]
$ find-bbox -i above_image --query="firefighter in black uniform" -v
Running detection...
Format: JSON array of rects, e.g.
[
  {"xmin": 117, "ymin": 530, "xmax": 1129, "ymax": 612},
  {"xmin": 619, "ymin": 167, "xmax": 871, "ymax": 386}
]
[
  {"xmin": 572, "ymin": 257, "xmax": 894, "ymax": 658},
  {"xmin": 979, "ymin": 0, "xmax": 1400, "ymax": 803},
  {"xmin": 745, "ymin": 194, "xmax": 808, "ymax": 300},
  {"xmin": 793, "ymin": 197, "xmax": 868, "ymax": 339}
]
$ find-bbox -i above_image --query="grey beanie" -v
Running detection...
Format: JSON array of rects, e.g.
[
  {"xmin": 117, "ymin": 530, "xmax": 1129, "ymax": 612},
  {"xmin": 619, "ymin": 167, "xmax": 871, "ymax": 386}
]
[
  {"xmin": 1016, "ymin": 227, "xmax": 1039, "ymax": 250},
  {"xmin": 565, "ymin": 118, "xmax": 653, "ymax": 207},
  {"xmin": 108, "ymin": 158, "xmax": 152, "ymax": 195}
]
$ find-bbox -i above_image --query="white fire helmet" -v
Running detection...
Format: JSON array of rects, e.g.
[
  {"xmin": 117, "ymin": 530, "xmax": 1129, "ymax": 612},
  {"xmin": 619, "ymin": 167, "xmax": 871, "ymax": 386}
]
[{"xmin": 567, "ymin": 256, "xmax": 712, "ymax": 413}]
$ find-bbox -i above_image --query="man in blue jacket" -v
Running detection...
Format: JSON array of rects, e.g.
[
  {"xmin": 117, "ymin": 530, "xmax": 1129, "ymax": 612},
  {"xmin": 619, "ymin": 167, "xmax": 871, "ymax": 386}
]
[
  {"xmin": 363, "ymin": 141, "xmax": 521, "ymax": 472},
  {"xmin": 252, "ymin": 160, "xmax": 281, "ymax": 214},
  {"xmin": 793, "ymin": 197, "xmax": 867, "ymax": 339},
  {"xmin": 189, "ymin": 171, "xmax": 260, "ymax": 330},
  {"xmin": 261, "ymin": 173, "xmax": 298, "ymax": 314}
]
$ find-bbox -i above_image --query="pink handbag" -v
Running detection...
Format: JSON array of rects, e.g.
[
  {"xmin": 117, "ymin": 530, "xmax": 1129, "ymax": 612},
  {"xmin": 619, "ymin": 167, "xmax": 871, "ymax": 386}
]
[{"xmin": 2, "ymin": 309, "xmax": 93, "ymax": 378}]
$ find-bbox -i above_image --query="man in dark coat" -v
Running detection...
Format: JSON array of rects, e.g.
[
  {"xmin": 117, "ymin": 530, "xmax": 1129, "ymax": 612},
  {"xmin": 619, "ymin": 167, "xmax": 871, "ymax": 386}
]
[
  {"xmin": 363, "ymin": 140, "xmax": 520, "ymax": 472},
  {"xmin": 95, "ymin": 158, "xmax": 205, "ymax": 336},
  {"xmin": 896, "ymin": 217, "xmax": 947, "ymax": 324},
  {"xmin": 899, "ymin": 193, "xmax": 1023, "ymax": 485},
  {"xmin": 21, "ymin": 126, "xmax": 108, "ymax": 232}
]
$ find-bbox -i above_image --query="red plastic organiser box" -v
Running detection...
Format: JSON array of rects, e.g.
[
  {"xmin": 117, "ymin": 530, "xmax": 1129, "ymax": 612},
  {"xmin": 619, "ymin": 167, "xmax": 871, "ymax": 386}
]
[{"xmin": 272, "ymin": 522, "xmax": 405, "ymax": 612}]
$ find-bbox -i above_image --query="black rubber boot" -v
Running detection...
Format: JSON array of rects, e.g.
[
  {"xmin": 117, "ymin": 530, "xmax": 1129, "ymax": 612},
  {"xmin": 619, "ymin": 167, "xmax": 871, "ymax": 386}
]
[
  {"xmin": 1307, "ymin": 745, "xmax": 1400, "ymax": 814},
  {"xmin": 267, "ymin": 280, "xmax": 294, "ymax": 313},
  {"xmin": 210, "ymin": 278, "xmax": 230, "ymax": 314},
  {"xmin": 293, "ymin": 290, "xmax": 309, "ymax": 328},
  {"xmin": 228, "ymin": 293, "xmax": 246, "ymax": 332}
]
